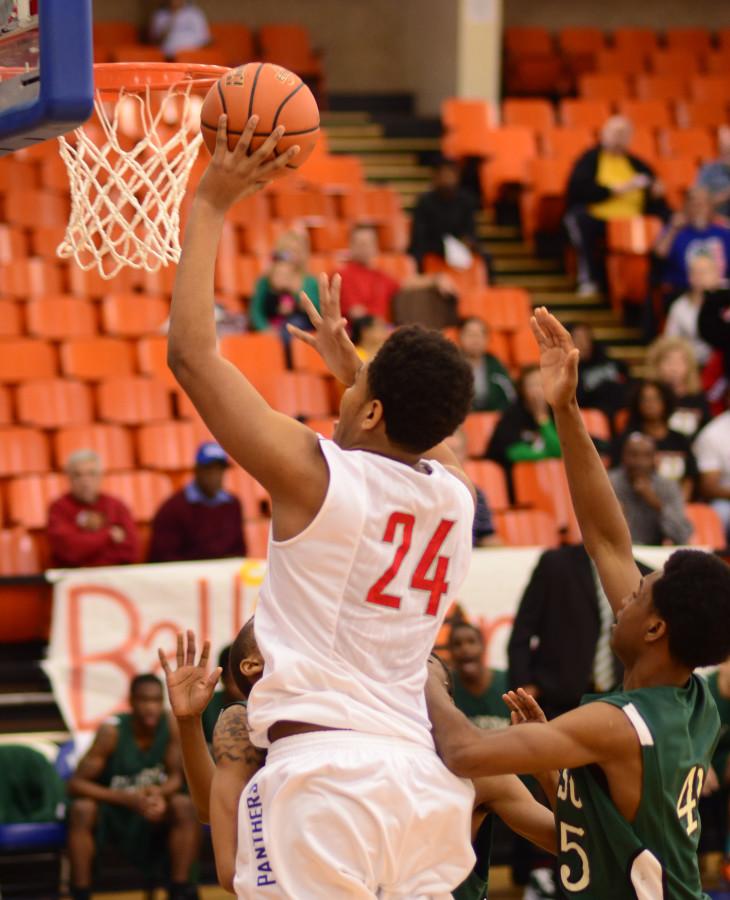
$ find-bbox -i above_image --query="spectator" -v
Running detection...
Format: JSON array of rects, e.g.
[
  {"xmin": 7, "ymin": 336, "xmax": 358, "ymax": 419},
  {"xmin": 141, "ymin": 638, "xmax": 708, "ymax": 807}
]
[
  {"xmin": 697, "ymin": 283, "xmax": 730, "ymax": 380},
  {"xmin": 696, "ymin": 125, "xmax": 730, "ymax": 218},
  {"xmin": 486, "ymin": 366, "xmax": 561, "ymax": 483},
  {"xmin": 570, "ymin": 322, "xmax": 629, "ymax": 420},
  {"xmin": 67, "ymin": 673, "xmax": 200, "ymax": 900},
  {"xmin": 149, "ymin": 0, "xmax": 210, "ymax": 57},
  {"xmin": 249, "ymin": 230, "xmax": 320, "ymax": 334},
  {"xmin": 693, "ymin": 395, "xmax": 730, "ymax": 545},
  {"xmin": 409, "ymin": 159, "xmax": 478, "ymax": 270},
  {"xmin": 444, "ymin": 428, "xmax": 501, "ymax": 548},
  {"xmin": 149, "ymin": 442, "xmax": 245, "ymax": 563},
  {"xmin": 615, "ymin": 380, "xmax": 698, "ymax": 498},
  {"xmin": 565, "ymin": 115, "xmax": 667, "ymax": 296},
  {"xmin": 448, "ymin": 621, "xmax": 509, "ymax": 730},
  {"xmin": 663, "ymin": 253, "xmax": 720, "ymax": 366},
  {"xmin": 654, "ymin": 187, "xmax": 730, "ymax": 295},
  {"xmin": 457, "ymin": 317, "xmax": 515, "ymax": 413},
  {"xmin": 351, "ymin": 315, "xmax": 389, "ymax": 362},
  {"xmin": 646, "ymin": 336, "xmax": 711, "ymax": 440},
  {"xmin": 201, "ymin": 644, "xmax": 245, "ymax": 744},
  {"xmin": 48, "ymin": 450, "xmax": 139, "ymax": 568},
  {"xmin": 508, "ymin": 545, "xmax": 652, "ymax": 719},
  {"xmin": 609, "ymin": 432, "xmax": 693, "ymax": 545}
]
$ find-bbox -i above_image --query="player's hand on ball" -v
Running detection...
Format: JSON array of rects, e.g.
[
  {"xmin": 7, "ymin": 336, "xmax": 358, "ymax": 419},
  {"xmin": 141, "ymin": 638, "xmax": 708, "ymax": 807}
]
[
  {"xmin": 198, "ymin": 114, "xmax": 299, "ymax": 211},
  {"xmin": 287, "ymin": 273, "xmax": 363, "ymax": 386},
  {"xmin": 503, "ymin": 688, "xmax": 548, "ymax": 726},
  {"xmin": 158, "ymin": 630, "xmax": 222, "ymax": 721},
  {"xmin": 529, "ymin": 306, "xmax": 580, "ymax": 410}
]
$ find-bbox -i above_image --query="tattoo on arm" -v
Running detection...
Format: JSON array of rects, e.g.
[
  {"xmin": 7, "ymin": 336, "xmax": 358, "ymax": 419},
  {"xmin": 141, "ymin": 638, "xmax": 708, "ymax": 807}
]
[{"xmin": 212, "ymin": 707, "xmax": 265, "ymax": 770}]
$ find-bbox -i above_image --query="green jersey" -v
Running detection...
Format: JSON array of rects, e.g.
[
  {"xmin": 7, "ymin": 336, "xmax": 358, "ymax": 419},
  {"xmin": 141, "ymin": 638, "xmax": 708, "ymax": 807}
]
[
  {"xmin": 706, "ymin": 671, "xmax": 730, "ymax": 782},
  {"xmin": 555, "ymin": 675, "xmax": 720, "ymax": 899},
  {"xmin": 453, "ymin": 815, "xmax": 493, "ymax": 900},
  {"xmin": 202, "ymin": 691, "xmax": 228, "ymax": 743},
  {"xmin": 452, "ymin": 669, "xmax": 510, "ymax": 731}
]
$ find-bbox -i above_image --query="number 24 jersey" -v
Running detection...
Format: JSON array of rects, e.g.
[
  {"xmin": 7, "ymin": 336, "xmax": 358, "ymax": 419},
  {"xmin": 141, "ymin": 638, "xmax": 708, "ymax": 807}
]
[{"xmin": 247, "ymin": 438, "xmax": 475, "ymax": 749}]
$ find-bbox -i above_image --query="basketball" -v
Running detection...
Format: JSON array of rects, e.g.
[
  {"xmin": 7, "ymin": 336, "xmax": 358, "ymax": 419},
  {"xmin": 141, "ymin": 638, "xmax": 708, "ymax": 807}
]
[{"xmin": 200, "ymin": 62, "xmax": 320, "ymax": 174}]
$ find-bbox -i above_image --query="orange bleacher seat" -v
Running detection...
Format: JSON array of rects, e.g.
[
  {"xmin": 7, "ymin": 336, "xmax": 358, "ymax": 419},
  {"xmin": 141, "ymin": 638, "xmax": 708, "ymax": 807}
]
[
  {"xmin": 93, "ymin": 21, "xmax": 139, "ymax": 47},
  {"xmin": 6, "ymin": 473, "xmax": 67, "ymax": 529},
  {"xmin": 16, "ymin": 379, "xmax": 93, "ymax": 428},
  {"xmin": 653, "ymin": 157, "xmax": 699, "ymax": 207},
  {"xmin": 478, "ymin": 126, "xmax": 538, "ymax": 204},
  {"xmin": 5, "ymin": 189, "xmax": 69, "ymax": 229},
  {"xmin": 0, "ymin": 385, "xmax": 11, "ymax": 424},
  {"xmin": 339, "ymin": 187, "xmax": 403, "ymax": 224},
  {"xmin": 0, "ymin": 528, "xmax": 41, "ymax": 575},
  {"xmin": 0, "ymin": 339, "xmax": 56, "ymax": 382},
  {"xmin": 636, "ymin": 75, "xmax": 689, "ymax": 102},
  {"xmin": 208, "ymin": 23, "xmax": 255, "ymax": 67},
  {"xmin": 220, "ymin": 333, "xmax": 287, "ymax": 385},
  {"xmin": 627, "ymin": 127, "xmax": 657, "ymax": 163},
  {"xmin": 299, "ymin": 152, "xmax": 364, "ymax": 192},
  {"xmin": 0, "ymin": 299, "xmax": 21, "ymax": 337},
  {"xmin": 618, "ymin": 99, "xmax": 672, "ymax": 131},
  {"xmin": 559, "ymin": 99, "xmax": 612, "ymax": 129},
  {"xmin": 31, "ymin": 225, "xmax": 69, "ymax": 259},
  {"xmin": 0, "ymin": 259, "xmax": 64, "ymax": 298},
  {"xmin": 137, "ymin": 335, "xmax": 178, "ymax": 389},
  {"xmin": 305, "ymin": 417, "xmax": 337, "ymax": 440},
  {"xmin": 257, "ymin": 372, "xmax": 331, "ymax": 419},
  {"xmin": 650, "ymin": 49, "xmax": 702, "ymax": 76},
  {"xmin": 0, "ymin": 427, "xmax": 49, "ymax": 475},
  {"xmin": 539, "ymin": 126, "xmax": 595, "ymax": 160},
  {"xmin": 137, "ymin": 421, "xmax": 199, "ymax": 471},
  {"xmin": 580, "ymin": 408, "xmax": 611, "ymax": 442},
  {"xmin": 513, "ymin": 458, "xmax": 579, "ymax": 536},
  {"xmin": 505, "ymin": 56, "xmax": 568, "ymax": 98},
  {"xmin": 54, "ymin": 424, "xmax": 133, "ymax": 471},
  {"xmin": 690, "ymin": 76, "xmax": 730, "ymax": 104},
  {"xmin": 442, "ymin": 99, "xmax": 496, "ymax": 158},
  {"xmin": 520, "ymin": 157, "xmax": 571, "ymax": 242},
  {"xmin": 0, "ymin": 158, "xmax": 36, "ymax": 192},
  {"xmin": 101, "ymin": 293, "xmax": 168, "ymax": 338},
  {"xmin": 578, "ymin": 73, "xmax": 630, "ymax": 103},
  {"xmin": 97, "ymin": 376, "xmax": 172, "ymax": 425},
  {"xmin": 173, "ymin": 47, "xmax": 227, "ymax": 66},
  {"xmin": 676, "ymin": 101, "xmax": 729, "ymax": 129},
  {"xmin": 60, "ymin": 337, "xmax": 134, "ymax": 381},
  {"xmin": 463, "ymin": 460, "xmax": 509, "ymax": 512},
  {"xmin": 719, "ymin": 29, "xmax": 730, "ymax": 53},
  {"xmin": 510, "ymin": 328, "xmax": 540, "ymax": 368},
  {"xmin": 494, "ymin": 509, "xmax": 560, "ymax": 548},
  {"xmin": 459, "ymin": 287, "xmax": 532, "ymax": 333},
  {"xmin": 463, "ymin": 412, "xmax": 500, "ymax": 458},
  {"xmin": 612, "ymin": 28, "xmax": 658, "ymax": 56},
  {"xmin": 594, "ymin": 48, "xmax": 648, "ymax": 76},
  {"xmin": 501, "ymin": 99, "xmax": 554, "ymax": 130},
  {"xmin": 258, "ymin": 24, "xmax": 322, "ymax": 77},
  {"xmin": 224, "ymin": 465, "xmax": 270, "ymax": 520},
  {"xmin": 505, "ymin": 27, "xmax": 552, "ymax": 56},
  {"xmin": 25, "ymin": 296, "xmax": 96, "ymax": 340},
  {"xmin": 215, "ymin": 255, "xmax": 266, "ymax": 298},
  {"xmin": 0, "ymin": 225, "xmax": 27, "ymax": 264},
  {"xmin": 685, "ymin": 503, "xmax": 726, "ymax": 550},
  {"xmin": 665, "ymin": 28, "xmax": 712, "ymax": 54},
  {"xmin": 244, "ymin": 520, "xmax": 271, "ymax": 559},
  {"xmin": 706, "ymin": 50, "xmax": 730, "ymax": 74},
  {"xmin": 68, "ymin": 265, "xmax": 135, "ymax": 300},
  {"xmin": 371, "ymin": 253, "xmax": 416, "ymax": 284},
  {"xmin": 101, "ymin": 470, "xmax": 174, "ymax": 523},
  {"xmin": 558, "ymin": 27, "xmax": 605, "ymax": 56},
  {"xmin": 307, "ymin": 253, "xmax": 336, "ymax": 276},
  {"xmin": 290, "ymin": 340, "xmax": 330, "ymax": 377},
  {"xmin": 660, "ymin": 127, "xmax": 715, "ymax": 163},
  {"xmin": 111, "ymin": 45, "xmax": 166, "ymax": 63},
  {"xmin": 271, "ymin": 189, "xmax": 336, "ymax": 222},
  {"xmin": 227, "ymin": 192, "xmax": 270, "ymax": 228},
  {"xmin": 423, "ymin": 255, "xmax": 488, "ymax": 294},
  {"xmin": 308, "ymin": 220, "xmax": 350, "ymax": 254},
  {"xmin": 605, "ymin": 216, "xmax": 663, "ymax": 315}
]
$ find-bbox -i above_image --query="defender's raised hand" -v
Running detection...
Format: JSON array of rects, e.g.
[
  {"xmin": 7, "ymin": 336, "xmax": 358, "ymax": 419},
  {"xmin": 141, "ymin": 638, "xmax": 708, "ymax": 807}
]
[
  {"xmin": 197, "ymin": 114, "xmax": 300, "ymax": 211},
  {"xmin": 503, "ymin": 688, "xmax": 548, "ymax": 727},
  {"xmin": 529, "ymin": 306, "xmax": 580, "ymax": 410},
  {"xmin": 287, "ymin": 273, "xmax": 363, "ymax": 386},
  {"xmin": 158, "ymin": 631, "xmax": 221, "ymax": 721}
]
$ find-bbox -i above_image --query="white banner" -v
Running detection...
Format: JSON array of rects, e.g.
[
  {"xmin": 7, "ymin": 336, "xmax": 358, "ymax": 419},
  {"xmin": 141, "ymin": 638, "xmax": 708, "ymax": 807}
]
[{"xmin": 45, "ymin": 547, "xmax": 678, "ymax": 737}]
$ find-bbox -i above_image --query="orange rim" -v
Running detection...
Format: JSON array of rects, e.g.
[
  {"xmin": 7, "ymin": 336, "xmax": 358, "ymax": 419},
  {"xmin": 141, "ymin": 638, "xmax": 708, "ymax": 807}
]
[{"xmin": 93, "ymin": 61, "xmax": 230, "ymax": 93}]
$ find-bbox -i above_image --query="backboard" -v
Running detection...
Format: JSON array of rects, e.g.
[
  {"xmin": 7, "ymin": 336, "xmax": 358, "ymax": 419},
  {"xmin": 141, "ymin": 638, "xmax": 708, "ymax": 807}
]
[{"xmin": 0, "ymin": 0, "xmax": 93, "ymax": 154}]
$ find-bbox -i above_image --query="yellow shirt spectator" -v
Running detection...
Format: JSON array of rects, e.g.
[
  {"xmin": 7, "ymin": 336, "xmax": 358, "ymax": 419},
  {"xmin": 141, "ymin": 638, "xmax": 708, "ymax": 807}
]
[{"xmin": 589, "ymin": 152, "xmax": 644, "ymax": 221}]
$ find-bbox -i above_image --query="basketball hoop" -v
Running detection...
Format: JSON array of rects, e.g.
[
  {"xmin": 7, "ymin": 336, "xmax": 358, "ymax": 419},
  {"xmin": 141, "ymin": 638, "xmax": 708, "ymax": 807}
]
[{"xmin": 57, "ymin": 62, "xmax": 228, "ymax": 279}]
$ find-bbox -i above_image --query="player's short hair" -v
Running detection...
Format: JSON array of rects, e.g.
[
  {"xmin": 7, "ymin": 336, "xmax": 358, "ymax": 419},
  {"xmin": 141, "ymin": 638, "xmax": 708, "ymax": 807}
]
[
  {"xmin": 229, "ymin": 617, "xmax": 257, "ymax": 697},
  {"xmin": 218, "ymin": 643, "xmax": 231, "ymax": 672},
  {"xmin": 447, "ymin": 620, "xmax": 484, "ymax": 648},
  {"xmin": 130, "ymin": 673, "xmax": 163, "ymax": 698},
  {"xmin": 652, "ymin": 550, "xmax": 730, "ymax": 669},
  {"xmin": 367, "ymin": 325, "xmax": 474, "ymax": 454}
]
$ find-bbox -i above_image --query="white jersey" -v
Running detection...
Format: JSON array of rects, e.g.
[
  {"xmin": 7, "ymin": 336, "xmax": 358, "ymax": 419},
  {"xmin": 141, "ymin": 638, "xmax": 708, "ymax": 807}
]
[{"xmin": 247, "ymin": 438, "xmax": 474, "ymax": 749}]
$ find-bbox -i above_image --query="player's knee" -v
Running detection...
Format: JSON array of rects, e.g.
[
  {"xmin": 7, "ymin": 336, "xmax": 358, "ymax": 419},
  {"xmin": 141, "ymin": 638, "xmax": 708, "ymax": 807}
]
[
  {"xmin": 168, "ymin": 792, "xmax": 196, "ymax": 823},
  {"xmin": 69, "ymin": 798, "xmax": 98, "ymax": 830}
]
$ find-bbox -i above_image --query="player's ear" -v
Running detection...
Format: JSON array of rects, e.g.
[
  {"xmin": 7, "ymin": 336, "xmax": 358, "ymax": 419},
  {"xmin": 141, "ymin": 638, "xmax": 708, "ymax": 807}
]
[
  {"xmin": 361, "ymin": 398, "xmax": 383, "ymax": 432},
  {"xmin": 240, "ymin": 656, "xmax": 263, "ymax": 679},
  {"xmin": 644, "ymin": 614, "xmax": 667, "ymax": 644}
]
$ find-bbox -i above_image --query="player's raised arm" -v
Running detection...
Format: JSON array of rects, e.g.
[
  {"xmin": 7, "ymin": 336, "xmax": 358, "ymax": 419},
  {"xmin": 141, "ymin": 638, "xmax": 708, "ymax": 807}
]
[
  {"xmin": 167, "ymin": 115, "xmax": 329, "ymax": 532},
  {"xmin": 530, "ymin": 308, "xmax": 641, "ymax": 611}
]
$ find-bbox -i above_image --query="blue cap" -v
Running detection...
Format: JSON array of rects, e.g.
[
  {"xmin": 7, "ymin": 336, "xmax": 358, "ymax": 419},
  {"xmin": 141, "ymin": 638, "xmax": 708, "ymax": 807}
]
[{"xmin": 195, "ymin": 442, "xmax": 229, "ymax": 467}]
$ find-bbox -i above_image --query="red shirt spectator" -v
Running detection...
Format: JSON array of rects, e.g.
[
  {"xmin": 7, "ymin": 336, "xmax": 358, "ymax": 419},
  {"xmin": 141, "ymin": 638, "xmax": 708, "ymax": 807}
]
[
  {"xmin": 48, "ymin": 450, "xmax": 139, "ymax": 567},
  {"xmin": 338, "ymin": 225, "xmax": 399, "ymax": 321}
]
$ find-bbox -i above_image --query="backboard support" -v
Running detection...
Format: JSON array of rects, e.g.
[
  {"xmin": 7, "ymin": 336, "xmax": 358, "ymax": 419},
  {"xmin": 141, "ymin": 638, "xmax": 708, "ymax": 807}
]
[{"xmin": 0, "ymin": 0, "xmax": 93, "ymax": 155}]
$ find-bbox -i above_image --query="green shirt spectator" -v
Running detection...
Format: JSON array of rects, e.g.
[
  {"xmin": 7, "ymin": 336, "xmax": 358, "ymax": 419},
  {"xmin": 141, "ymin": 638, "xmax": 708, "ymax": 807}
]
[{"xmin": 457, "ymin": 317, "xmax": 515, "ymax": 413}]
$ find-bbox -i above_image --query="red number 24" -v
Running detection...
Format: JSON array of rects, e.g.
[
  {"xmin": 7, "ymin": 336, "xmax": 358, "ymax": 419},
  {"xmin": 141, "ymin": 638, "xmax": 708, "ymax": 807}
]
[{"xmin": 366, "ymin": 512, "xmax": 455, "ymax": 616}]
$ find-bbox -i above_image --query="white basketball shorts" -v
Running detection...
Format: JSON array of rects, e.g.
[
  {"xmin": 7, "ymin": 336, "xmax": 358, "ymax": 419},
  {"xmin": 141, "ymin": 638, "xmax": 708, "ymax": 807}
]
[{"xmin": 233, "ymin": 730, "xmax": 476, "ymax": 900}]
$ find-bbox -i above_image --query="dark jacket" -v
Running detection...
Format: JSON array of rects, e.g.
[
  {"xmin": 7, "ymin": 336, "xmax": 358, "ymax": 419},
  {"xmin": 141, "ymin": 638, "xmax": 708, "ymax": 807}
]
[
  {"xmin": 507, "ymin": 544, "xmax": 652, "ymax": 717},
  {"xmin": 698, "ymin": 287, "xmax": 730, "ymax": 376},
  {"xmin": 566, "ymin": 145, "xmax": 666, "ymax": 217},
  {"xmin": 408, "ymin": 187, "xmax": 477, "ymax": 265}
]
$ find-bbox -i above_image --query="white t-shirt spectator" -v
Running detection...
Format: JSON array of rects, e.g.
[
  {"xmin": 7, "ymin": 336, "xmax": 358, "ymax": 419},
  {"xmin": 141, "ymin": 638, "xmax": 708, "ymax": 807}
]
[
  {"xmin": 693, "ymin": 411, "xmax": 730, "ymax": 487},
  {"xmin": 664, "ymin": 294, "xmax": 713, "ymax": 366},
  {"xmin": 150, "ymin": 3, "xmax": 210, "ymax": 56}
]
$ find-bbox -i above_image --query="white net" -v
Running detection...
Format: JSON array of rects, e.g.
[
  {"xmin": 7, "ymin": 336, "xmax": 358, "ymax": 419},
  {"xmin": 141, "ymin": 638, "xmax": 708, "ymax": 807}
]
[{"xmin": 57, "ymin": 79, "xmax": 206, "ymax": 279}]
